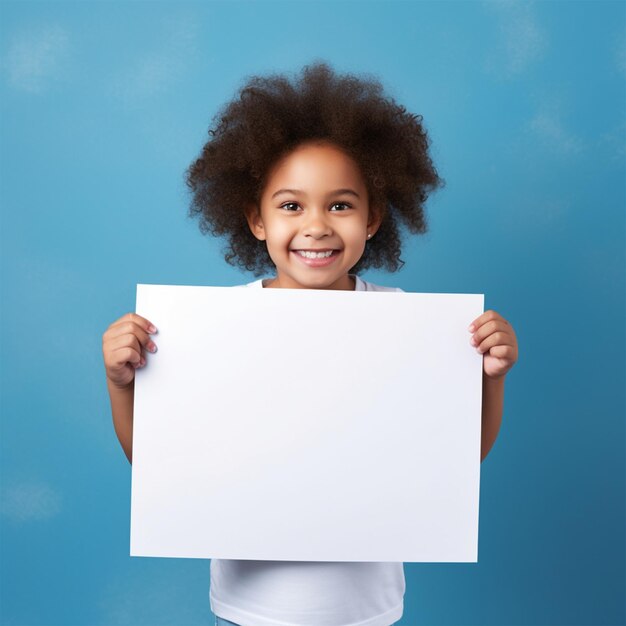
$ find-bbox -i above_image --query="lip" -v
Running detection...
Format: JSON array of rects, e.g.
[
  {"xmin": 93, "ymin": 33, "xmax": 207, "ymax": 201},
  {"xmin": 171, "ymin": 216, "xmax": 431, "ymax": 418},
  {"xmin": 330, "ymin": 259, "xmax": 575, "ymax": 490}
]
[{"xmin": 291, "ymin": 249, "xmax": 341, "ymax": 267}]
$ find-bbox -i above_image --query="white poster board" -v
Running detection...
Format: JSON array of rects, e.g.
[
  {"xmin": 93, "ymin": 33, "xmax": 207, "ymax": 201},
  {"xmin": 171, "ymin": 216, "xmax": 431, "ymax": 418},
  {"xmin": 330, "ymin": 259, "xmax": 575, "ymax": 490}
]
[{"xmin": 130, "ymin": 283, "xmax": 484, "ymax": 562}]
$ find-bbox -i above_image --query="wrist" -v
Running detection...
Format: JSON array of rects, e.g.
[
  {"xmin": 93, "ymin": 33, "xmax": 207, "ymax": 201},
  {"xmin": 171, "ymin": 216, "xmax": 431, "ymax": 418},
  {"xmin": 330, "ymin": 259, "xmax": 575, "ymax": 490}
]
[
  {"xmin": 106, "ymin": 376, "xmax": 135, "ymax": 394},
  {"xmin": 483, "ymin": 372, "xmax": 506, "ymax": 385}
]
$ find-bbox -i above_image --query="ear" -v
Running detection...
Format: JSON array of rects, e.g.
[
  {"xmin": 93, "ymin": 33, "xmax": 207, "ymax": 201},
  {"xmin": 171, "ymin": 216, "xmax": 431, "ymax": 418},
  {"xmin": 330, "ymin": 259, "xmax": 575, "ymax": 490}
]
[
  {"xmin": 367, "ymin": 202, "xmax": 385, "ymax": 237},
  {"xmin": 244, "ymin": 203, "xmax": 266, "ymax": 241}
]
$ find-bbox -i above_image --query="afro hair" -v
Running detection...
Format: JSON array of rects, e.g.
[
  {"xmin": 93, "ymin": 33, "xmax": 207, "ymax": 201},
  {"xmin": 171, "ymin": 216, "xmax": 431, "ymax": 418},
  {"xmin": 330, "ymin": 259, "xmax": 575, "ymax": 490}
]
[{"xmin": 185, "ymin": 60, "xmax": 444, "ymax": 277}]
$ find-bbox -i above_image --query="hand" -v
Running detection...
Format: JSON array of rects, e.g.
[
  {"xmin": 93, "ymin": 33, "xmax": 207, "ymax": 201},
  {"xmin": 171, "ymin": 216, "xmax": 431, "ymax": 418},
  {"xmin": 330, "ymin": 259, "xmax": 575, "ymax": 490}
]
[
  {"xmin": 102, "ymin": 313, "xmax": 158, "ymax": 389},
  {"xmin": 468, "ymin": 310, "xmax": 518, "ymax": 379}
]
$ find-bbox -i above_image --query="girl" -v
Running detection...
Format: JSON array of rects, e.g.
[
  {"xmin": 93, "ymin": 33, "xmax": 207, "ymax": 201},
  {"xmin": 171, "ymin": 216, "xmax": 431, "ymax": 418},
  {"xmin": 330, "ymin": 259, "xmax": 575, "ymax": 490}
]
[{"xmin": 102, "ymin": 61, "xmax": 519, "ymax": 626}]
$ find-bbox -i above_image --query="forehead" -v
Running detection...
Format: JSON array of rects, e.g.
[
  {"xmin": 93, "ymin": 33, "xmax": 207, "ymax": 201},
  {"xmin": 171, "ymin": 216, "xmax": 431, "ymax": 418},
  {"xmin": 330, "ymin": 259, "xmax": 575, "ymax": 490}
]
[{"xmin": 265, "ymin": 141, "xmax": 365, "ymax": 186}]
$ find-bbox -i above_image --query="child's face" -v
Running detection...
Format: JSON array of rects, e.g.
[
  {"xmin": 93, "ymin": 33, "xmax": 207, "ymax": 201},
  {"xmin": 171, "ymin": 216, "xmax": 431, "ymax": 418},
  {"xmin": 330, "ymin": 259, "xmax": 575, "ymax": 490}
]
[{"xmin": 245, "ymin": 141, "xmax": 382, "ymax": 290}]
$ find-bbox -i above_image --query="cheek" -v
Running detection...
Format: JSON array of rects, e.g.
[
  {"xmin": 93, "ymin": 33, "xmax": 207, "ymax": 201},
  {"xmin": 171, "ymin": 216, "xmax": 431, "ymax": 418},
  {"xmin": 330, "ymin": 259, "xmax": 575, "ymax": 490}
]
[
  {"xmin": 344, "ymin": 223, "xmax": 367, "ymax": 244},
  {"xmin": 265, "ymin": 222, "xmax": 292, "ymax": 247}
]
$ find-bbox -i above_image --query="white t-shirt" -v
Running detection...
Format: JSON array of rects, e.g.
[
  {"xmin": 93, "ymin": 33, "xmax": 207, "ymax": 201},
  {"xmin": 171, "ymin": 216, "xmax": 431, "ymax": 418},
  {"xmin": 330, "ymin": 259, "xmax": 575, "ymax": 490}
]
[{"xmin": 210, "ymin": 274, "xmax": 405, "ymax": 626}]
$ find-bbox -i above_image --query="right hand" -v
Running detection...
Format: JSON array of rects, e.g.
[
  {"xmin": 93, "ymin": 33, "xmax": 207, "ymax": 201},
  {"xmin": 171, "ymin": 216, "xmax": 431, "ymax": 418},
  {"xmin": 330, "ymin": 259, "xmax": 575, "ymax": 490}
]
[{"xmin": 102, "ymin": 313, "xmax": 158, "ymax": 389}]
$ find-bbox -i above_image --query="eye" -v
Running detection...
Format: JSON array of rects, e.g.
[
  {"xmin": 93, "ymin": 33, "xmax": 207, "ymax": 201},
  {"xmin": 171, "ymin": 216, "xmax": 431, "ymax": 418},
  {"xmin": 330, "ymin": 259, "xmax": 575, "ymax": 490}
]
[{"xmin": 279, "ymin": 202, "xmax": 353, "ymax": 212}]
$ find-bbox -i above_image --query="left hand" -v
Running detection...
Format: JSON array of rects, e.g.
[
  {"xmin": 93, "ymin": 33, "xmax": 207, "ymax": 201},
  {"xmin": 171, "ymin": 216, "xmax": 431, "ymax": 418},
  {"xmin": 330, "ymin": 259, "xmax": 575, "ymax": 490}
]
[{"xmin": 468, "ymin": 310, "xmax": 518, "ymax": 379}]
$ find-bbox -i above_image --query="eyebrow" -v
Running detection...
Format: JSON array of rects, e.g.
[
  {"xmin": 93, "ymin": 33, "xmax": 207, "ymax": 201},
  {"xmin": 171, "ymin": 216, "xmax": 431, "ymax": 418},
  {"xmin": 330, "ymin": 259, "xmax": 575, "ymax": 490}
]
[{"xmin": 271, "ymin": 188, "xmax": 361, "ymax": 200}]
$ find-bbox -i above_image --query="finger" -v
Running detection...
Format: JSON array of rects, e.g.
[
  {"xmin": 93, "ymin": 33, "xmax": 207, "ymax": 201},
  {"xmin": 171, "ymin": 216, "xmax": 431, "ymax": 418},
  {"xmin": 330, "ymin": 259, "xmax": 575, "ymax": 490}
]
[
  {"xmin": 112, "ymin": 312, "xmax": 157, "ymax": 333},
  {"xmin": 476, "ymin": 331, "xmax": 516, "ymax": 354},
  {"xmin": 110, "ymin": 345, "xmax": 143, "ymax": 370},
  {"xmin": 105, "ymin": 334, "xmax": 154, "ymax": 368},
  {"xmin": 468, "ymin": 310, "xmax": 507, "ymax": 332},
  {"xmin": 106, "ymin": 313, "xmax": 157, "ymax": 336},
  {"xmin": 485, "ymin": 344, "xmax": 515, "ymax": 359},
  {"xmin": 470, "ymin": 319, "xmax": 510, "ymax": 346},
  {"xmin": 103, "ymin": 321, "xmax": 157, "ymax": 353},
  {"xmin": 106, "ymin": 331, "xmax": 142, "ymax": 351}
]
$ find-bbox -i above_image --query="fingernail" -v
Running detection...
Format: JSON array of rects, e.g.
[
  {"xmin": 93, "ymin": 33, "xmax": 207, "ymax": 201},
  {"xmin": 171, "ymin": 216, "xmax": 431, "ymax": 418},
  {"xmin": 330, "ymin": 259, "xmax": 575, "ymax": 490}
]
[
  {"xmin": 468, "ymin": 324, "xmax": 475, "ymax": 332},
  {"xmin": 149, "ymin": 343, "xmax": 158, "ymax": 353},
  {"xmin": 149, "ymin": 325, "xmax": 157, "ymax": 333}
]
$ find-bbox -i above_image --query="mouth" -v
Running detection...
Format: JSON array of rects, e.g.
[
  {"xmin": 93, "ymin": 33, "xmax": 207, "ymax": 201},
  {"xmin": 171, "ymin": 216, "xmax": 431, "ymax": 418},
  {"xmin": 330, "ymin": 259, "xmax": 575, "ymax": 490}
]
[
  {"xmin": 291, "ymin": 249, "xmax": 341, "ymax": 267},
  {"xmin": 291, "ymin": 248, "xmax": 340, "ymax": 252}
]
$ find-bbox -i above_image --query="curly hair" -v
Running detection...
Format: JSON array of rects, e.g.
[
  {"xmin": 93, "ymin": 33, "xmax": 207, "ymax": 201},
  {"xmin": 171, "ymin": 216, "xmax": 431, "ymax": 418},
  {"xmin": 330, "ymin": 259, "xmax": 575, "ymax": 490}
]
[{"xmin": 185, "ymin": 60, "xmax": 444, "ymax": 277}]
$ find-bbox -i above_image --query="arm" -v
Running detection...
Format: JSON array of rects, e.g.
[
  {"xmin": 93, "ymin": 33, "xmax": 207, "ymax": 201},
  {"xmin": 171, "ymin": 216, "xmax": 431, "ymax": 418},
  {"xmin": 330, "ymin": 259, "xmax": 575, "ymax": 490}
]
[
  {"xmin": 481, "ymin": 374, "xmax": 504, "ymax": 462},
  {"xmin": 469, "ymin": 310, "xmax": 518, "ymax": 463},
  {"xmin": 107, "ymin": 379, "xmax": 135, "ymax": 464},
  {"xmin": 102, "ymin": 313, "xmax": 158, "ymax": 465}
]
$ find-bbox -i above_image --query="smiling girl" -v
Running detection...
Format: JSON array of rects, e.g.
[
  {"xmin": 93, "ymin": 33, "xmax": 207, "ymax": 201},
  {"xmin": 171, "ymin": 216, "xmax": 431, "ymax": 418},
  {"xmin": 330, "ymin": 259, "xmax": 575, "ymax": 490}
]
[
  {"xmin": 102, "ymin": 61, "xmax": 518, "ymax": 626},
  {"xmin": 245, "ymin": 139, "xmax": 382, "ymax": 291}
]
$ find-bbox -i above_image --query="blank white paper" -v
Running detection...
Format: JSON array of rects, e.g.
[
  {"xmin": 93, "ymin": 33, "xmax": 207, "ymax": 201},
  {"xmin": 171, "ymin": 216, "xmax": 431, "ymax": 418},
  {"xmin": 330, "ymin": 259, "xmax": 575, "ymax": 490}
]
[{"xmin": 130, "ymin": 283, "xmax": 484, "ymax": 562}]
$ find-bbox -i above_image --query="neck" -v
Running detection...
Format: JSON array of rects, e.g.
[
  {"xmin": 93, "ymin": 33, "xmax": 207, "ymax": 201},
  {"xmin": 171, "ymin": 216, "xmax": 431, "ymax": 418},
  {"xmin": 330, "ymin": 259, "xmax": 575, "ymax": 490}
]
[{"xmin": 263, "ymin": 274, "xmax": 356, "ymax": 290}]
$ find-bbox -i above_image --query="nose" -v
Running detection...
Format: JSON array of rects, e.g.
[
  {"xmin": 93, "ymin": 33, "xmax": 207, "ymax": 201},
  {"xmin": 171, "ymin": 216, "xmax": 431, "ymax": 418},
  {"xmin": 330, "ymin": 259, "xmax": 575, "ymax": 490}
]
[{"xmin": 302, "ymin": 207, "xmax": 333, "ymax": 239}]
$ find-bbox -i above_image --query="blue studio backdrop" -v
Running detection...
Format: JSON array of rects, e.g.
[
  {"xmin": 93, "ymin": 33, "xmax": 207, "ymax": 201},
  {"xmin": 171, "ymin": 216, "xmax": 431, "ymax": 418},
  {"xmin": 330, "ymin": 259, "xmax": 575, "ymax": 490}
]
[{"xmin": 1, "ymin": 1, "xmax": 624, "ymax": 625}]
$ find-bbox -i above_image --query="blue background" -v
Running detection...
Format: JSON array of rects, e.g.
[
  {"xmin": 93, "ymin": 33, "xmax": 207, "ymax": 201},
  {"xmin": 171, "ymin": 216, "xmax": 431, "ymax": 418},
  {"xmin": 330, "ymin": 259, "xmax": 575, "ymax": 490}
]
[{"xmin": 1, "ymin": 1, "xmax": 624, "ymax": 624}]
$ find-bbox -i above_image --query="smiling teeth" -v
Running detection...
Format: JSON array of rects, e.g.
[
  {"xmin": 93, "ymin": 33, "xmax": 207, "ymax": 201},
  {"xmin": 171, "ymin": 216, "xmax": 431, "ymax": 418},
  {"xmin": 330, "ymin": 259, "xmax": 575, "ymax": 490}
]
[{"xmin": 297, "ymin": 250, "xmax": 334, "ymax": 258}]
